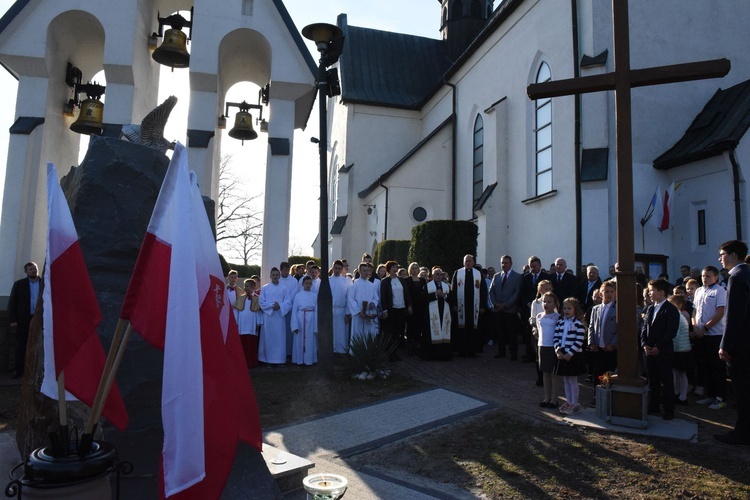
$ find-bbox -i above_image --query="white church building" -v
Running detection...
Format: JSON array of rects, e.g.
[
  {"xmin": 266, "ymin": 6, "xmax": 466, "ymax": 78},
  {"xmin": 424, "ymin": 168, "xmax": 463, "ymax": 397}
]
[{"xmin": 326, "ymin": 0, "xmax": 750, "ymax": 278}]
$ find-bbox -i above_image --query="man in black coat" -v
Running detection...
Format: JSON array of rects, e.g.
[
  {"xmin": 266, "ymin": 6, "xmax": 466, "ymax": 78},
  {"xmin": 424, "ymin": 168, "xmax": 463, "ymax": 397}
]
[
  {"xmin": 641, "ymin": 278, "xmax": 679, "ymax": 420},
  {"xmin": 518, "ymin": 256, "xmax": 550, "ymax": 361},
  {"xmin": 7, "ymin": 262, "xmax": 42, "ymax": 378},
  {"xmin": 577, "ymin": 264, "xmax": 602, "ymax": 311},
  {"xmin": 551, "ymin": 258, "xmax": 578, "ymax": 302},
  {"xmin": 716, "ymin": 240, "xmax": 750, "ymax": 446},
  {"xmin": 380, "ymin": 260, "xmax": 412, "ymax": 360}
]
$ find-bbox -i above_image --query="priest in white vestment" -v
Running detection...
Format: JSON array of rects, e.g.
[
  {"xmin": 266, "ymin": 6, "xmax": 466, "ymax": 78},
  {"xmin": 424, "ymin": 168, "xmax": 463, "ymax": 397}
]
[
  {"xmin": 291, "ymin": 276, "xmax": 318, "ymax": 366},
  {"xmin": 330, "ymin": 260, "xmax": 352, "ymax": 353},
  {"xmin": 424, "ymin": 267, "xmax": 452, "ymax": 360},
  {"xmin": 259, "ymin": 268, "xmax": 291, "ymax": 365}
]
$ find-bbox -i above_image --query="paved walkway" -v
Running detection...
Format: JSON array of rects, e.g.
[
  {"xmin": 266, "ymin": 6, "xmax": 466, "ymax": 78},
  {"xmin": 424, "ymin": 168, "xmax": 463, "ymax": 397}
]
[
  {"xmin": 275, "ymin": 345, "xmax": 735, "ymax": 498},
  {"xmin": 1, "ymin": 346, "xmax": 739, "ymax": 499}
]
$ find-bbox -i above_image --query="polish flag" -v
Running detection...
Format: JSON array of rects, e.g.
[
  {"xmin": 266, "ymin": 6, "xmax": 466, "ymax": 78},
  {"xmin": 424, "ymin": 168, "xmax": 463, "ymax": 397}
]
[
  {"xmin": 121, "ymin": 143, "xmax": 261, "ymax": 499},
  {"xmin": 654, "ymin": 181, "xmax": 678, "ymax": 232},
  {"xmin": 41, "ymin": 162, "xmax": 128, "ymax": 430}
]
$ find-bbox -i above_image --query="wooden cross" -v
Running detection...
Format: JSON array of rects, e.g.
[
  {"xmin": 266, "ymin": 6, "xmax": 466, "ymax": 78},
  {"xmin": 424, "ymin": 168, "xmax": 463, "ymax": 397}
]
[{"xmin": 528, "ymin": 1, "xmax": 729, "ymax": 404}]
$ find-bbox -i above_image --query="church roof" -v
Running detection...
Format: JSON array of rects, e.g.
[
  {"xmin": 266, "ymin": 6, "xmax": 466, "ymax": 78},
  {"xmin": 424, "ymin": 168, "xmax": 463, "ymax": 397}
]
[
  {"xmin": 654, "ymin": 78, "xmax": 750, "ymax": 170},
  {"xmin": 339, "ymin": 19, "xmax": 451, "ymax": 109}
]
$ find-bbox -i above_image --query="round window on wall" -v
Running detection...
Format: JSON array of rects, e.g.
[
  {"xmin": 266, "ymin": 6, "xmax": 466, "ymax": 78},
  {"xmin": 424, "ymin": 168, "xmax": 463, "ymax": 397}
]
[{"xmin": 412, "ymin": 206, "xmax": 427, "ymax": 222}]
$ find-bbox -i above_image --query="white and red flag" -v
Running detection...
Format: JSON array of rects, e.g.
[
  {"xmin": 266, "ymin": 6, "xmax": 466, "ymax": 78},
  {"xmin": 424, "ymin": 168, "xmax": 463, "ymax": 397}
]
[
  {"xmin": 121, "ymin": 143, "xmax": 261, "ymax": 499},
  {"xmin": 41, "ymin": 162, "xmax": 128, "ymax": 430}
]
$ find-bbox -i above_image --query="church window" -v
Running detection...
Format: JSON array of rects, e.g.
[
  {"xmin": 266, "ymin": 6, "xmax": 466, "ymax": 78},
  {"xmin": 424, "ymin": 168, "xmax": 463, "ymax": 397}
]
[
  {"xmin": 471, "ymin": 0, "xmax": 482, "ymax": 17},
  {"xmin": 534, "ymin": 62, "xmax": 552, "ymax": 195},
  {"xmin": 697, "ymin": 209, "xmax": 706, "ymax": 246},
  {"xmin": 413, "ymin": 207, "xmax": 427, "ymax": 222},
  {"xmin": 452, "ymin": 0, "xmax": 463, "ymax": 18},
  {"xmin": 473, "ymin": 114, "xmax": 484, "ymax": 211},
  {"xmin": 442, "ymin": 7, "xmax": 448, "ymax": 26}
]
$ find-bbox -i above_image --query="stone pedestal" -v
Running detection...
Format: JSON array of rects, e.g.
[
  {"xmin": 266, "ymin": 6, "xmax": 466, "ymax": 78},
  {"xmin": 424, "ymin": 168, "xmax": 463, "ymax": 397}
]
[
  {"xmin": 16, "ymin": 136, "xmax": 279, "ymax": 498},
  {"xmin": 596, "ymin": 383, "xmax": 649, "ymax": 429}
]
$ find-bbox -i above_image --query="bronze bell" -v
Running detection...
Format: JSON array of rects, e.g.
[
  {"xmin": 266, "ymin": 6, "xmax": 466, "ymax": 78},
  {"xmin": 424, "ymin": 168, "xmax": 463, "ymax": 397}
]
[
  {"xmin": 152, "ymin": 28, "xmax": 190, "ymax": 68},
  {"xmin": 228, "ymin": 111, "xmax": 258, "ymax": 143},
  {"xmin": 70, "ymin": 98, "xmax": 104, "ymax": 135}
]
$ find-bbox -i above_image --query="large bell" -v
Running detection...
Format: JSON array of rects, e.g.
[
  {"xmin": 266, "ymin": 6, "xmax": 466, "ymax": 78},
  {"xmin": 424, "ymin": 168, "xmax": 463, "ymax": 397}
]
[
  {"xmin": 152, "ymin": 28, "xmax": 190, "ymax": 68},
  {"xmin": 70, "ymin": 98, "xmax": 104, "ymax": 135},
  {"xmin": 228, "ymin": 111, "xmax": 258, "ymax": 143}
]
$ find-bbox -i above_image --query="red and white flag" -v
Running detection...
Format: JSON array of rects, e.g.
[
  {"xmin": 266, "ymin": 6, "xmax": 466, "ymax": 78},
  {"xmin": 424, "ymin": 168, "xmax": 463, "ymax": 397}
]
[
  {"xmin": 654, "ymin": 181, "xmax": 678, "ymax": 233},
  {"xmin": 41, "ymin": 162, "xmax": 128, "ymax": 430},
  {"xmin": 121, "ymin": 143, "xmax": 261, "ymax": 499}
]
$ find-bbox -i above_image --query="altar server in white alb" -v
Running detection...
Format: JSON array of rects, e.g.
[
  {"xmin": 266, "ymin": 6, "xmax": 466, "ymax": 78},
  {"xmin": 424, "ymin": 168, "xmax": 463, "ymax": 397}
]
[
  {"xmin": 291, "ymin": 276, "xmax": 318, "ymax": 366},
  {"xmin": 330, "ymin": 259, "xmax": 352, "ymax": 353},
  {"xmin": 347, "ymin": 262, "xmax": 379, "ymax": 345},
  {"xmin": 259, "ymin": 267, "xmax": 291, "ymax": 366},
  {"xmin": 234, "ymin": 278, "xmax": 263, "ymax": 368}
]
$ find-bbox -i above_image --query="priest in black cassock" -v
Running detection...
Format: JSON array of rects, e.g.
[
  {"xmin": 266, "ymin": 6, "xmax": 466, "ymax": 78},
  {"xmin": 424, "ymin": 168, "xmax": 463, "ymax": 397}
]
[{"xmin": 450, "ymin": 254, "xmax": 487, "ymax": 357}]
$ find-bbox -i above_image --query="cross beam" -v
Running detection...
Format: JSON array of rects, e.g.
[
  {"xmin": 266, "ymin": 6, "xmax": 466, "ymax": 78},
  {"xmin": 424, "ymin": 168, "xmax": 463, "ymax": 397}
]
[{"xmin": 526, "ymin": 0, "xmax": 729, "ymax": 407}]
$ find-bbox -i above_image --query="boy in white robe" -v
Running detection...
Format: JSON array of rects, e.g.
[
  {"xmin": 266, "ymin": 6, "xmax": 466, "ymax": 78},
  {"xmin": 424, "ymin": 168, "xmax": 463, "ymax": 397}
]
[
  {"xmin": 330, "ymin": 259, "xmax": 352, "ymax": 353},
  {"xmin": 234, "ymin": 278, "xmax": 263, "ymax": 368},
  {"xmin": 259, "ymin": 267, "xmax": 291, "ymax": 365},
  {"xmin": 347, "ymin": 262, "xmax": 379, "ymax": 346},
  {"xmin": 291, "ymin": 276, "xmax": 318, "ymax": 366}
]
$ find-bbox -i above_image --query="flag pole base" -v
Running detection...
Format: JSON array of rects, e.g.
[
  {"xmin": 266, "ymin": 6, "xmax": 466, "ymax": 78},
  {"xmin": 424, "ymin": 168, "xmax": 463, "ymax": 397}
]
[{"xmin": 4, "ymin": 440, "xmax": 132, "ymax": 499}]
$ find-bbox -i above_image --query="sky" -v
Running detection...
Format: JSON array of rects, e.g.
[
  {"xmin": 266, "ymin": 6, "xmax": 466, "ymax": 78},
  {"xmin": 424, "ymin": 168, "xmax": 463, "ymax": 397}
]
[{"xmin": 0, "ymin": 0, "xmax": 440, "ymax": 264}]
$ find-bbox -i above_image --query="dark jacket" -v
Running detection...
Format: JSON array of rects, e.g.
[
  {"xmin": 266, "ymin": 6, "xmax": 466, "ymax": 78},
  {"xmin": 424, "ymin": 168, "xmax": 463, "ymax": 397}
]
[{"xmin": 380, "ymin": 276, "xmax": 412, "ymax": 312}]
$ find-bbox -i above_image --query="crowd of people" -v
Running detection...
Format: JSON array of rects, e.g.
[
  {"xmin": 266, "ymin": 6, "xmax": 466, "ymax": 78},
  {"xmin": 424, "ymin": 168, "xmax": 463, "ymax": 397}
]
[
  {"xmin": 4, "ymin": 239, "xmax": 747, "ymax": 447},
  {"xmin": 226, "ymin": 241, "xmax": 749, "ymax": 448}
]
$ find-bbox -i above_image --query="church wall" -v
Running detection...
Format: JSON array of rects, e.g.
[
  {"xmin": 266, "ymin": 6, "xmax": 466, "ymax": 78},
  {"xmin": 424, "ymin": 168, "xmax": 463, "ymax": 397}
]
[
  {"xmin": 590, "ymin": 1, "xmax": 750, "ymax": 174},
  {"xmin": 376, "ymin": 124, "xmax": 454, "ymax": 244},
  {"xmin": 580, "ymin": 181, "xmax": 609, "ymax": 269},
  {"xmin": 661, "ymin": 155, "xmax": 735, "ymax": 278},
  {"xmin": 447, "ymin": 0, "xmax": 576, "ymax": 268}
]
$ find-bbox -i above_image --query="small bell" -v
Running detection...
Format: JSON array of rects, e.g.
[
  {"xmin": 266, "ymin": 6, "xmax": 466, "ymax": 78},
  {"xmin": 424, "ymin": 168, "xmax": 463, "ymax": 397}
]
[
  {"xmin": 228, "ymin": 111, "xmax": 258, "ymax": 144},
  {"xmin": 152, "ymin": 28, "xmax": 190, "ymax": 69},
  {"xmin": 70, "ymin": 98, "xmax": 104, "ymax": 135}
]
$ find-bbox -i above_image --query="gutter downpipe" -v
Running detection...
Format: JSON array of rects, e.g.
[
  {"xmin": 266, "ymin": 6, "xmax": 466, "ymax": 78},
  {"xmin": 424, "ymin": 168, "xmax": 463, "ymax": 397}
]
[
  {"xmin": 380, "ymin": 183, "xmax": 389, "ymax": 240},
  {"xmin": 729, "ymin": 149, "xmax": 743, "ymax": 240},
  {"xmin": 571, "ymin": 0, "xmax": 582, "ymax": 271},
  {"xmin": 445, "ymin": 80, "xmax": 458, "ymax": 220}
]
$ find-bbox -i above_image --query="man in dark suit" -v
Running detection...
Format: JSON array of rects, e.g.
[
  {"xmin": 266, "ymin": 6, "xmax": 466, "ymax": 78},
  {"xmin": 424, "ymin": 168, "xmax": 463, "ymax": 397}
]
[
  {"xmin": 488, "ymin": 255, "xmax": 522, "ymax": 360},
  {"xmin": 519, "ymin": 256, "xmax": 550, "ymax": 362},
  {"xmin": 552, "ymin": 258, "xmax": 578, "ymax": 302},
  {"xmin": 716, "ymin": 240, "xmax": 750, "ymax": 446},
  {"xmin": 641, "ymin": 278, "xmax": 680, "ymax": 420},
  {"xmin": 7, "ymin": 262, "xmax": 42, "ymax": 378},
  {"xmin": 577, "ymin": 265, "xmax": 602, "ymax": 311}
]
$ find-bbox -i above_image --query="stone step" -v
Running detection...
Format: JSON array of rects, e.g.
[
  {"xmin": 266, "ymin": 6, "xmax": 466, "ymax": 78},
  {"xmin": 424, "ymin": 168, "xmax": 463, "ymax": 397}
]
[{"xmin": 262, "ymin": 443, "xmax": 314, "ymax": 493}]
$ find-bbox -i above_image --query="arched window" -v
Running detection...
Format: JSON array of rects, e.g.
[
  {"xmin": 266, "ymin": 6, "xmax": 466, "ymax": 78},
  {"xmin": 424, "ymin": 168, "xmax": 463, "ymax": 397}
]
[
  {"xmin": 452, "ymin": 0, "xmax": 463, "ymax": 19},
  {"xmin": 471, "ymin": 0, "xmax": 482, "ymax": 17},
  {"xmin": 442, "ymin": 6, "xmax": 448, "ymax": 25},
  {"xmin": 534, "ymin": 62, "xmax": 552, "ymax": 195},
  {"xmin": 473, "ymin": 114, "xmax": 484, "ymax": 211}
]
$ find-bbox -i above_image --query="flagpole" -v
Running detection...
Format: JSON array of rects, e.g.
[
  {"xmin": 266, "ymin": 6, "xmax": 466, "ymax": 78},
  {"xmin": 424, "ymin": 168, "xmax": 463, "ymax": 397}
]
[
  {"xmin": 85, "ymin": 318, "xmax": 127, "ymax": 434},
  {"xmin": 57, "ymin": 371, "xmax": 69, "ymax": 456},
  {"xmin": 81, "ymin": 322, "xmax": 133, "ymax": 454}
]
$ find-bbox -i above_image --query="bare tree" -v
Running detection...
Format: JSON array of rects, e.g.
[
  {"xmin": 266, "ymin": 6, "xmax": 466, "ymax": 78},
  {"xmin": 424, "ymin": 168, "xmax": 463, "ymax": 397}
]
[
  {"xmin": 216, "ymin": 154, "xmax": 263, "ymax": 263},
  {"xmin": 227, "ymin": 214, "xmax": 263, "ymax": 265}
]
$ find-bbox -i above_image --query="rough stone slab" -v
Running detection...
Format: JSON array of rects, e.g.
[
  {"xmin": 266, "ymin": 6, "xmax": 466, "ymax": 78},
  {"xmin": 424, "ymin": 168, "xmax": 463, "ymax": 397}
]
[
  {"xmin": 563, "ymin": 408, "xmax": 699, "ymax": 441},
  {"xmin": 264, "ymin": 388, "xmax": 491, "ymax": 459}
]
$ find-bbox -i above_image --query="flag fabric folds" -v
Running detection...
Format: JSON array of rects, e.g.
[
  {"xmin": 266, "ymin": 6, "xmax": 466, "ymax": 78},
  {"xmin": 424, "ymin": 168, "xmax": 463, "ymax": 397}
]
[
  {"xmin": 653, "ymin": 181, "xmax": 677, "ymax": 232},
  {"xmin": 41, "ymin": 162, "xmax": 128, "ymax": 430},
  {"xmin": 121, "ymin": 143, "xmax": 261, "ymax": 499}
]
